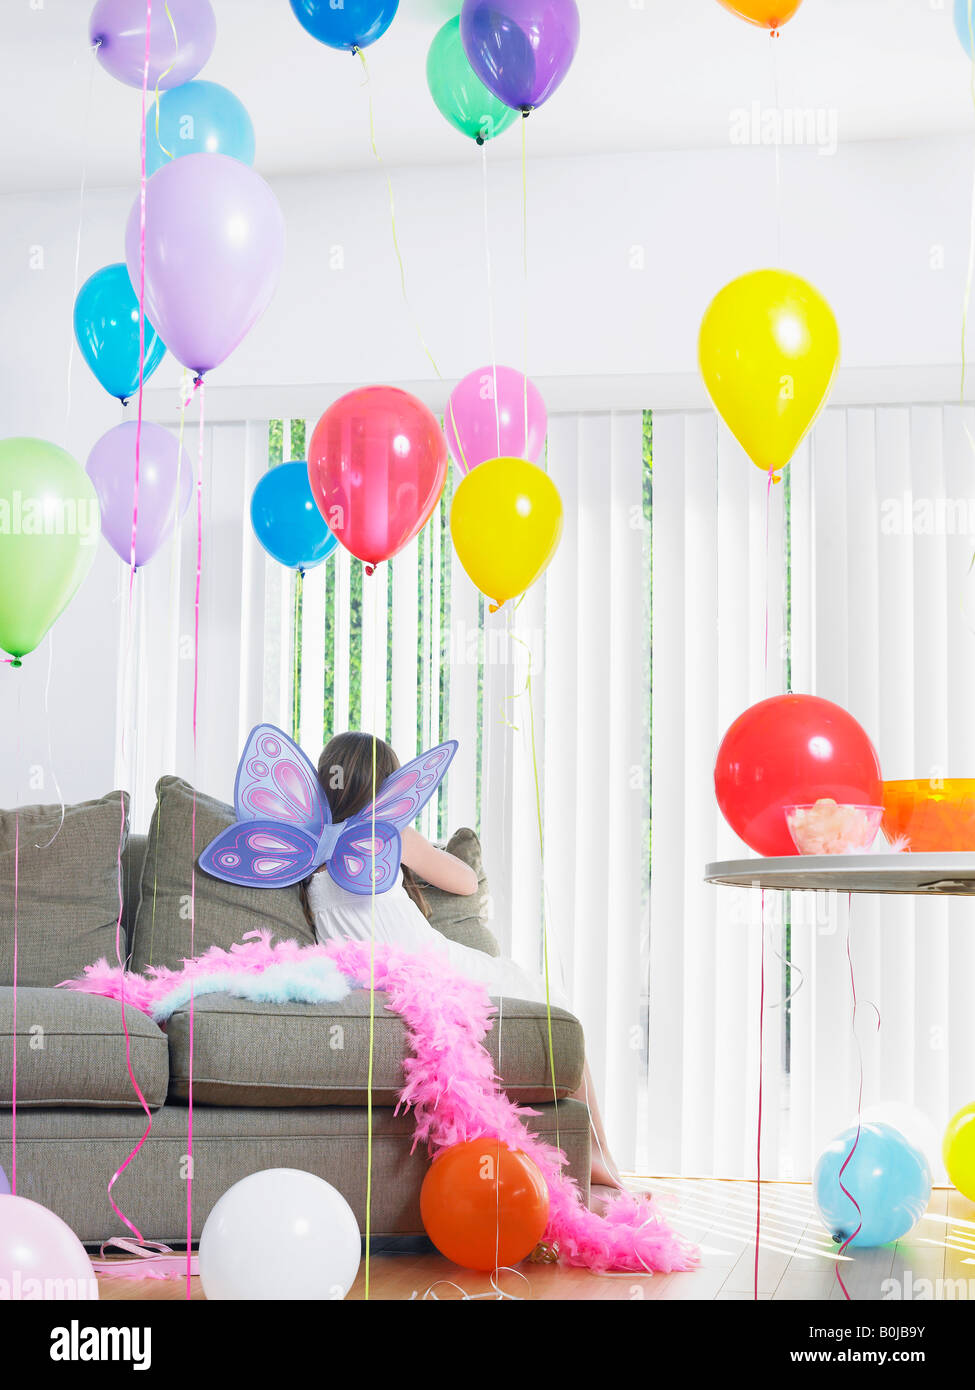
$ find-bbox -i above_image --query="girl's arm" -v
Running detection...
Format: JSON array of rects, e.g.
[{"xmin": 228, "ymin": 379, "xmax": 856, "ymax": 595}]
[{"xmin": 401, "ymin": 826, "xmax": 479, "ymax": 896}]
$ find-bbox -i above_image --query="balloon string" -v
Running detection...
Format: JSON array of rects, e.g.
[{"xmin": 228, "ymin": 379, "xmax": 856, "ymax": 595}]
[
  {"xmin": 130, "ymin": 0, "xmax": 152, "ymax": 605},
  {"xmin": 481, "ymin": 143, "xmax": 502, "ymax": 458},
  {"xmin": 352, "ymin": 46, "xmax": 443, "ymax": 381},
  {"xmin": 63, "ymin": 40, "xmax": 97, "ymax": 448},
  {"xmin": 770, "ymin": 30, "xmax": 783, "ymax": 265},
  {"xmin": 10, "ymin": 814, "xmax": 18, "ymax": 1193},
  {"xmin": 521, "ymin": 115, "xmax": 530, "ymax": 447},
  {"xmin": 151, "ymin": 3, "xmax": 179, "ymax": 161},
  {"xmin": 835, "ymin": 893, "xmax": 864, "ymax": 1301},
  {"xmin": 292, "ymin": 568, "xmax": 303, "ymax": 741},
  {"xmin": 960, "ymin": 0, "xmax": 975, "ymax": 575},
  {"xmin": 34, "ymin": 632, "xmax": 66, "ymax": 850},
  {"xmin": 365, "ymin": 577, "xmax": 380, "ymax": 1302},
  {"xmin": 187, "ymin": 375, "xmax": 205, "ymax": 1298},
  {"xmin": 755, "ymin": 888, "xmax": 766, "ymax": 1301}
]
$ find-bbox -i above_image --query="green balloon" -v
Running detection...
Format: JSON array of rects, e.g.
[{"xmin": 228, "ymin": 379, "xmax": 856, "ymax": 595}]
[
  {"xmin": 426, "ymin": 16, "xmax": 519, "ymax": 145},
  {"xmin": 0, "ymin": 437, "xmax": 100, "ymax": 665}
]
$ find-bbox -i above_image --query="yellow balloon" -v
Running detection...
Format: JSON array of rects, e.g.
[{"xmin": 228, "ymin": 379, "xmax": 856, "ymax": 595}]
[
  {"xmin": 698, "ymin": 269, "xmax": 840, "ymax": 476},
  {"xmin": 944, "ymin": 1103, "xmax": 975, "ymax": 1202},
  {"xmin": 451, "ymin": 457, "xmax": 563, "ymax": 612}
]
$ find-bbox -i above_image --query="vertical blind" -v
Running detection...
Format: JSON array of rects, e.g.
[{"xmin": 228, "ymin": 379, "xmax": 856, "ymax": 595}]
[{"xmin": 651, "ymin": 403, "xmax": 975, "ymax": 1181}]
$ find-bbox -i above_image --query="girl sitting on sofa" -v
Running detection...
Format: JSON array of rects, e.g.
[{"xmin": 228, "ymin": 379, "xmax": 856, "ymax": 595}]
[{"xmin": 299, "ymin": 730, "xmax": 623, "ymax": 1194}]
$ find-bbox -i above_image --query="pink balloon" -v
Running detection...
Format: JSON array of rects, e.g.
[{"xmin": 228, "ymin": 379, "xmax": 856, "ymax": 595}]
[
  {"xmin": 125, "ymin": 153, "xmax": 285, "ymax": 376},
  {"xmin": 445, "ymin": 365, "xmax": 548, "ymax": 476},
  {"xmin": 87, "ymin": 421, "xmax": 192, "ymax": 568},
  {"xmin": 0, "ymin": 1196, "xmax": 98, "ymax": 1300},
  {"xmin": 90, "ymin": 0, "xmax": 217, "ymax": 90}
]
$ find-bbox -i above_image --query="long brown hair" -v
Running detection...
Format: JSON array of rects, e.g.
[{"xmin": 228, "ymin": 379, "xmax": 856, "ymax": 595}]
[{"xmin": 299, "ymin": 731, "xmax": 431, "ymax": 927}]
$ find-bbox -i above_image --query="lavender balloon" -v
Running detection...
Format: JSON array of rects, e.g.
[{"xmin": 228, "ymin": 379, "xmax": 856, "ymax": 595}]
[
  {"xmin": 90, "ymin": 0, "xmax": 217, "ymax": 90},
  {"xmin": 460, "ymin": 0, "xmax": 580, "ymax": 112},
  {"xmin": 125, "ymin": 153, "xmax": 285, "ymax": 376},
  {"xmin": 0, "ymin": 1164, "xmax": 9, "ymax": 1196},
  {"xmin": 87, "ymin": 421, "xmax": 192, "ymax": 568}
]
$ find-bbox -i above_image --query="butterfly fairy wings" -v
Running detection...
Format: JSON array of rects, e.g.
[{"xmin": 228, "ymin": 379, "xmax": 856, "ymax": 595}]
[{"xmin": 198, "ymin": 725, "xmax": 458, "ymax": 895}]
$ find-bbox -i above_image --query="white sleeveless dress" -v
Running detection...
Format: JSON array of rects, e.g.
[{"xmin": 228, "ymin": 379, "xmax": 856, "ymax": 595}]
[{"xmin": 307, "ymin": 869, "xmax": 569, "ymax": 1010}]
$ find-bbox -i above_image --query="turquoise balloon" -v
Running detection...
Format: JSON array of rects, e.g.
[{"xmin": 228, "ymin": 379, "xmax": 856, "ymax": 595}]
[
  {"xmin": 957, "ymin": 0, "xmax": 975, "ymax": 57},
  {"xmin": 814, "ymin": 1122, "xmax": 931, "ymax": 1249},
  {"xmin": 73, "ymin": 263, "xmax": 167, "ymax": 404},
  {"xmin": 251, "ymin": 462, "xmax": 338, "ymax": 573},
  {"xmin": 146, "ymin": 81, "xmax": 256, "ymax": 177}
]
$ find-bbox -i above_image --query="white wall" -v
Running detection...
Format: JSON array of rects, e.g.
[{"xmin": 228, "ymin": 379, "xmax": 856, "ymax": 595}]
[{"xmin": 1, "ymin": 131, "xmax": 971, "ymax": 804}]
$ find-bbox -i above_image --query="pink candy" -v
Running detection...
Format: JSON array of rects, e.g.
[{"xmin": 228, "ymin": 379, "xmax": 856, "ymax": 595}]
[{"xmin": 786, "ymin": 799, "xmax": 883, "ymax": 855}]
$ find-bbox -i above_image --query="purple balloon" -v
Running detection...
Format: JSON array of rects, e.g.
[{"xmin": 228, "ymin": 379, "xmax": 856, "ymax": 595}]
[
  {"xmin": 90, "ymin": 0, "xmax": 217, "ymax": 90},
  {"xmin": 460, "ymin": 0, "xmax": 580, "ymax": 112},
  {"xmin": 0, "ymin": 1165, "xmax": 9, "ymax": 1196},
  {"xmin": 125, "ymin": 153, "xmax": 285, "ymax": 376},
  {"xmin": 87, "ymin": 421, "xmax": 192, "ymax": 568}
]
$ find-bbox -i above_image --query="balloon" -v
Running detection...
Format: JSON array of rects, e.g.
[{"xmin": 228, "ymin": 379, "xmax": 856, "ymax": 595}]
[
  {"xmin": 0, "ymin": 1165, "xmax": 9, "ymax": 1196},
  {"xmin": 698, "ymin": 269, "xmax": 840, "ymax": 477},
  {"xmin": 420, "ymin": 1141, "xmax": 550, "ymax": 1271},
  {"xmin": 125, "ymin": 153, "xmax": 285, "ymax": 376},
  {"xmin": 427, "ymin": 17, "xmax": 520, "ymax": 144},
  {"xmin": 289, "ymin": 0, "xmax": 399, "ymax": 51},
  {"xmin": 199, "ymin": 1168, "xmax": 361, "ymax": 1300},
  {"xmin": 251, "ymin": 462, "xmax": 339, "ymax": 573},
  {"xmin": 716, "ymin": 0, "xmax": 804, "ymax": 28},
  {"xmin": 307, "ymin": 386, "xmax": 448, "ymax": 573},
  {"xmin": 89, "ymin": 0, "xmax": 217, "ymax": 90},
  {"xmin": 446, "ymin": 365, "xmax": 547, "ymax": 475},
  {"xmin": 814, "ymin": 1123, "xmax": 931, "ymax": 1249},
  {"xmin": 714, "ymin": 694, "xmax": 883, "ymax": 857},
  {"xmin": 861, "ymin": 1104, "xmax": 943, "ymax": 1177},
  {"xmin": 461, "ymin": 0, "xmax": 581, "ymax": 113},
  {"xmin": 73, "ymin": 263, "xmax": 167, "ymax": 404},
  {"xmin": 944, "ymin": 1103, "xmax": 975, "ymax": 1201},
  {"xmin": 0, "ymin": 438, "xmax": 100, "ymax": 666},
  {"xmin": 146, "ymin": 81, "xmax": 255, "ymax": 178},
  {"xmin": 86, "ymin": 422, "xmax": 192, "ymax": 569},
  {"xmin": 0, "ymin": 1196, "xmax": 98, "ymax": 1299},
  {"xmin": 451, "ymin": 456, "xmax": 563, "ymax": 612},
  {"xmin": 956, "ymin": 0, "xmax": 975, "ymax": 58}
]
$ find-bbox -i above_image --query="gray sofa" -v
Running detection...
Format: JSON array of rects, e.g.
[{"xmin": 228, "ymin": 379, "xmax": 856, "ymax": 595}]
[{"xmin": 0, "ymin": 785, "xmax": 589, "ymax": 1246}]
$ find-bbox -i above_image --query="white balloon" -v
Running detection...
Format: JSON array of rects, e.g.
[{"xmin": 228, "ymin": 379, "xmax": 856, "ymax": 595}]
[{"xmin": 199, "ymin": 1169, "xmax": 361, "ymax": 1301}]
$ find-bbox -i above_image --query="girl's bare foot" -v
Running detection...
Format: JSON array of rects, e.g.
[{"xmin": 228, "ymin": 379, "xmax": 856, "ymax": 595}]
[{"xmin": 590, "ymin": 1155, "xmax": 623, "ymax": 1190}]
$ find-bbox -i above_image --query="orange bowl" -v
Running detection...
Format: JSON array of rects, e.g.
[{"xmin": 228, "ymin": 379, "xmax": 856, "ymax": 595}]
[{"xmin": 881, "ymin": 780, "xmax": 975, "ymax": 852}]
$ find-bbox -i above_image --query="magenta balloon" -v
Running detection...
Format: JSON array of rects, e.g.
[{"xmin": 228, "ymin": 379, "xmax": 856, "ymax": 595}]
[
  {"xmin": 86, "ymin": 421, "xmax": 192, "ymax": 568},
  {"xmin": 90, "ymin": 0, "xmax": 217, "ymax": 90},
  {"xmin": 445, "ymin": 365, "xmax": 548, "ymax": 475},
  {"xmin": 125, "ymin": 153, "xmax": 285, "ymax": 376}
]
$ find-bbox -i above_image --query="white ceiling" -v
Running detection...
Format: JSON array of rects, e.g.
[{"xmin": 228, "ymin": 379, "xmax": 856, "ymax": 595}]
[{"xmin": 5, "ymin": 0, "xmax": 975, "ymax": 193}]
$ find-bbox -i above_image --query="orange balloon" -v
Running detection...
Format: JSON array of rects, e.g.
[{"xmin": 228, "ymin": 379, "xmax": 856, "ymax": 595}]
[
  {"xmin": 717, "ymin": 0, "xmax": 804, "ymax": 29},
  {"xmin": 420, "ymin": 1141, "xmax": 550, "ymax": 1272}
]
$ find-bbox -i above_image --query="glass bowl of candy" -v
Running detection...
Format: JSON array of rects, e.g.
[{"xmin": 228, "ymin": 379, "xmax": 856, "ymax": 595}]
[{"xmin": 785, "ymin": 800, "xmax": 884, "ymax": 856}]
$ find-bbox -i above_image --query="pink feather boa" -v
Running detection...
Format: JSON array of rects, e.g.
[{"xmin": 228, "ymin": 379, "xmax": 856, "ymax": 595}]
[{"xmin": 62, "ymin": 931, "xmax": 698, "ymax": 1275}]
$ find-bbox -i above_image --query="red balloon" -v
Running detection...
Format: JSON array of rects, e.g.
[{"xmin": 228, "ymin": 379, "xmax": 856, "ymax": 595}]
[
  {"xmin": 714, "ymin": 694, "xmax": 883, "ymax": 857},
  {"xmin": 307, "ymin": 386, "xmax": 448, "ymax": 572}
]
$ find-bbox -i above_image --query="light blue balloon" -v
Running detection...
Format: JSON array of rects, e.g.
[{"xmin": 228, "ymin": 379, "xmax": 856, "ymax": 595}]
[
  {"xmin": 251, "ymin": 462, "xmax": 339, "ymax": 574},
  {"xmin": 145, "ymin": 81, "xmax": 256, "ymax": 178},
  {"xmin": 73, "ymin": 263, "xmax": 167, "ymax": 403},
  {"xmin": 956, "ymin": 0, "xmax": 975, "ymax": 58},
  {"xmin": 814, "ymin": 1122, "xmax": 931, "ymax": 1249}
]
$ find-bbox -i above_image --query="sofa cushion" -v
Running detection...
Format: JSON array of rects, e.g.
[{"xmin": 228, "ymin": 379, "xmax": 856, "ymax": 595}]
[
  {"xmin": 417, "ymin": 828, "xmax": 499, "ymax": 957},
  {"xmin": 0, "ymin": 793, "xmax": 130, "ymax": 988},
  {"xmin": 130, "ymin": 776, "xmax": 317, "ymax": 974},
  {"xmin": 0, "ymin": 987, "xmax": 168, "ymax": 1109},
  {"xmin": 166, "ymin": 991, "xmax": 584, "ymax": 1108}
]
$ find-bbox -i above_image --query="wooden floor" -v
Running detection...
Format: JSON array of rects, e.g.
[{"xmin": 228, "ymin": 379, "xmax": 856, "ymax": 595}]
[{"xmin": 96, "ymin": 1178, "xmax": 975, "ymax": 1301}]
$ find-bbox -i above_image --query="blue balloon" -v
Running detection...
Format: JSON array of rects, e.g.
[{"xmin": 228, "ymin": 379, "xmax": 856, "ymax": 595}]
[
  {"xmin": 73, "ymin": 263, "xmax": 167, "ymax": 403},
  {"xmin": 251, "ymin": 462, "xmax": 338, "ymax": 573},
  {"xmin": 289, "ymin": 0, "xmax": 399, "ymax": 51},
  {"xmin": 814, "ymin": 1122, "xmax": 931, "ymax": 1249},
  {"xmin": 146, "ymin": 81, "xmax": 256, "ymax": 178}
]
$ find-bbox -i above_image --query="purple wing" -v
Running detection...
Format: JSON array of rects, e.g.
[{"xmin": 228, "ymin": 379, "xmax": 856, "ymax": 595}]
[
  {"xmin": 233, "ymin": 724, "xmax": 327, "ymax": 838},
  {"xmin": 326, "ymin": 821, "xmax": 401, "ymax": 896},
  {"xmin": 349, "ymin": 741, "xmax": 458, "ymax": 833},
  {"xmin": 199, "ymin": 820, "xmax": 320, "ymax": 889}
]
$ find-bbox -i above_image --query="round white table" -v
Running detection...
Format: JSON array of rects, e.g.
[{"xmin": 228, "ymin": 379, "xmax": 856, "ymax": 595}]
[{"xmin": 704, "ymin": 852, "xmax": 975, "ymax": 896}]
